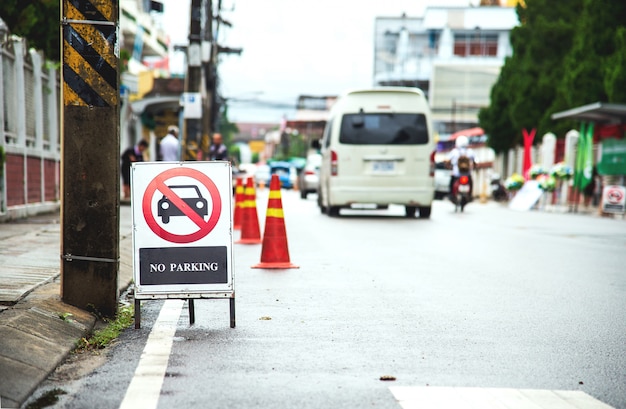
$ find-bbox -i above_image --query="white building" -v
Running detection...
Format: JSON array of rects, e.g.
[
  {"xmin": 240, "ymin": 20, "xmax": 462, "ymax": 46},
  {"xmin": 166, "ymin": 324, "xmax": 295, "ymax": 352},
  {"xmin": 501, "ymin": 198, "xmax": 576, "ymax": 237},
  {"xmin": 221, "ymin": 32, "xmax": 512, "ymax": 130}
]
[{"xmin": 373, "ymin": 6, "xmax": 519, "ymax": 138}]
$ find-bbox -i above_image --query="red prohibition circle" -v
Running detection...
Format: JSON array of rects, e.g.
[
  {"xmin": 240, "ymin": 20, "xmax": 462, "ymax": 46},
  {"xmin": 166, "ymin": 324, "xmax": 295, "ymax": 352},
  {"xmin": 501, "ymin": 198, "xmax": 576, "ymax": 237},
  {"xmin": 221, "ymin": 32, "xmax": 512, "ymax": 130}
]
[
  {"xmin": 607, "ymin": 188, "xmax": 624, "ymax": 203},
  {"xmin": 142, "ymin": 167, "xmax": 222, "ymax": 243}
]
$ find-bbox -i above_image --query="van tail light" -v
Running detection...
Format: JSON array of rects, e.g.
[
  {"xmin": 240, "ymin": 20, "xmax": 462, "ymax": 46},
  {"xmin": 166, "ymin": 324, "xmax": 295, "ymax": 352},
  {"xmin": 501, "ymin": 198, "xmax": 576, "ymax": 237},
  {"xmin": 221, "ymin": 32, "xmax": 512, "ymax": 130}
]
[
  {"xmin": 331, "ymin": 150, "xmax": 338, "ymax": 176},
  {"xmin": 429, "ymin": 150, "xmax": 435, "ymax": 177},
  {"xmin": 459, "ymin": 175, "xmax": 470, "ymax": 185}
]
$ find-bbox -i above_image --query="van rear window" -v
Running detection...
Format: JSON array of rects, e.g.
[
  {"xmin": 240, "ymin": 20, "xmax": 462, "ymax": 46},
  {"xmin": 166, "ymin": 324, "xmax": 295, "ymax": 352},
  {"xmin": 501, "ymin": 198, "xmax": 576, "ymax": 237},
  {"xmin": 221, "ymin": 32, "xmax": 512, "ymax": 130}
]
[{"xmin": 339, "ymin": 113, "xmax": 429, "ymax": 145}]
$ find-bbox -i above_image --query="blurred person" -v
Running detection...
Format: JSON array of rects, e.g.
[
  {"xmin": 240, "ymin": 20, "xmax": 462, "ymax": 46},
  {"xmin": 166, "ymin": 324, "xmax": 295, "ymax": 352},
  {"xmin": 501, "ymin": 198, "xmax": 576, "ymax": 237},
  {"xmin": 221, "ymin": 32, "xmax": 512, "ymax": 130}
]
[
  {"xmin": 160, "ymin": 125, "xmax": 179, "ymax": 161},
  {"xmin": 583, "ymin": 166, "xmax": 598, "ymax": 207},
  {"xmin": 448, "ymin": 135, "xmax": 476, "ymax": 199},
  {"xmin": 121, "ymin": 139, "xmax": 148, "ymax": 199},
  {"xmin": 209, "ymin": 132, "xmax": 229, "ymax": 161}
]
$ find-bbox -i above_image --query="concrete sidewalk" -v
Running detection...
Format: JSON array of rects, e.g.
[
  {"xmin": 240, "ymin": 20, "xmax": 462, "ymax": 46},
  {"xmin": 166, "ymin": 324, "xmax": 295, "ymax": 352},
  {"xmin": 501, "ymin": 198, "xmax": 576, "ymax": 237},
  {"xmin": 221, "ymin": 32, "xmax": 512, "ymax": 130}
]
[{"xmin": 0, "ymin": 205, "xmax": 134, "ymax": 408}]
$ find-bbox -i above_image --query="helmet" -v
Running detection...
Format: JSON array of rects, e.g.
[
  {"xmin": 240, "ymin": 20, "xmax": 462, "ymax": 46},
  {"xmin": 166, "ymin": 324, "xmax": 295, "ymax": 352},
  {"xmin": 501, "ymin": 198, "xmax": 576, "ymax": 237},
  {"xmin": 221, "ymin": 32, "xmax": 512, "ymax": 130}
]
[{"xmin": 455, "ymin": 135, "xmax": 469, "ymax": 149}]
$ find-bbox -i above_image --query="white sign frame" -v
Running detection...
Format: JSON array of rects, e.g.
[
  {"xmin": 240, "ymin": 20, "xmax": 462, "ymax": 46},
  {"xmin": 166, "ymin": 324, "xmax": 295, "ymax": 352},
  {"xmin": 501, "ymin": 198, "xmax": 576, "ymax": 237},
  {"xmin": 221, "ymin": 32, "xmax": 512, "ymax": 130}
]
[
  {"xmin": 602, "ymin": 185, "xmax": 626, "ymax": 214},
  {"xmin": 509, "ymin": 180, "xmax": 543, "ymax": 211},
  {"xmin": 131, "ymin": 161, "xmax": 234, "ymax": 299}
]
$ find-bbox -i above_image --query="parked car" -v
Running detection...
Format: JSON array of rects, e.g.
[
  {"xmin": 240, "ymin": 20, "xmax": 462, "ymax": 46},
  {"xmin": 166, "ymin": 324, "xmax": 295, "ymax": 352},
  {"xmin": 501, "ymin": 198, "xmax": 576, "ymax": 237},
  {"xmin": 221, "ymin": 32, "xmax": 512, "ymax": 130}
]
[
  {"xmin": 434, "ymin": 161, "xmax": 452, "ymax": 200},
  {"xmin": 298, "ymin": 153, "xmax": 322, "ymax": 199},
  {"xmin": 269, "ymin": 161, "xmax": 297, "ymax": 189},
  {"xmin": 253, "ymin": 164, "xmax": 271, "ymax": 187}
]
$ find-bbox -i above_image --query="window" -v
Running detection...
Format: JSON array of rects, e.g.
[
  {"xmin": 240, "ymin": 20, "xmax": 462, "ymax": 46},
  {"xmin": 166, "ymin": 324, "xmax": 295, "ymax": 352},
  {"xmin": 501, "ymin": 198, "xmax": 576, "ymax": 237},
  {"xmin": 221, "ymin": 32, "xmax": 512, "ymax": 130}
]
[
  {"xmin": 453, "ymin": 33, "xmax": 498, "ymax": 57},
  {"xmin": 323, "ymin": 119, "xmax": 333, "ymax": 148},
  {"xmin": 339, "ymin": 113, "xmax": 429, "ymax": 145}
]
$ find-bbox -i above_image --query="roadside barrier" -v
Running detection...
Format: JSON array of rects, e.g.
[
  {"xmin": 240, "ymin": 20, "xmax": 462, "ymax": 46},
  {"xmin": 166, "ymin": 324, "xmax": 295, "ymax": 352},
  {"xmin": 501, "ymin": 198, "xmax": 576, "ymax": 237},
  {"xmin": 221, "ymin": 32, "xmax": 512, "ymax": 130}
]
[
  {"xmin": 252, "ymin": 174, "xmax": 299, "ymax": 269},
  {"xmin": 233, "ymin": 177, "xmax": 244, "ymax": 230},
  {"xmin": 235, "ymin": 177, "xmax": 262, "ymax": 244}
]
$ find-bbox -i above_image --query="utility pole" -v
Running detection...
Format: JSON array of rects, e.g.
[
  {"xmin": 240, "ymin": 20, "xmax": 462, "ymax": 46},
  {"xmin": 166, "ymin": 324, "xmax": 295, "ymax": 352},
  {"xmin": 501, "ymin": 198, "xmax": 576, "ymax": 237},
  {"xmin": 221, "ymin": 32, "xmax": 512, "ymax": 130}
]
[
  {"xmin": 61, "ymin": 0, "xmax": 120, "ymax": 318},
  {"xmin": 199, "ymin": 0, "xmax": 214, "ymax": 160},
  {"xmin": 183, "ymin": 0, "xmax": 203, "ymax": 160}
]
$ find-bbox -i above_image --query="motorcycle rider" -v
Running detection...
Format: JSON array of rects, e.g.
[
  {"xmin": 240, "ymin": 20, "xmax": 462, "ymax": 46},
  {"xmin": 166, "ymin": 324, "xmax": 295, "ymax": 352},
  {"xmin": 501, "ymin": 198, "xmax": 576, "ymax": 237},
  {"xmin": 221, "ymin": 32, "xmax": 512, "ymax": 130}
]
[{"xmin": 448, "ymin": 135, "xmax": 476, "ymax": 200}]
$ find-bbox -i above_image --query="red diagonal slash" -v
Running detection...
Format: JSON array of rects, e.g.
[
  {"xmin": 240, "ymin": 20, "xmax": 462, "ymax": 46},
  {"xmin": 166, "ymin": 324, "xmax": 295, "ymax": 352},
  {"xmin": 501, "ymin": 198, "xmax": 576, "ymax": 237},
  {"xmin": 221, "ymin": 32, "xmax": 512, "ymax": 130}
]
[{"xmin": 153, "ymin": 174, "xmax": 209, "ymax": 230}]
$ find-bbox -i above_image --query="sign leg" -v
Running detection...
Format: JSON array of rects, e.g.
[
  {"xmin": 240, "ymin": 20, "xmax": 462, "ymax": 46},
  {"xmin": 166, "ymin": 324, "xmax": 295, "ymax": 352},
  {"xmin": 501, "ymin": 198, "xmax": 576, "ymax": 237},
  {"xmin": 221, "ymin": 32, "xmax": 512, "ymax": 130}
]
[
  {"xmin": 189, "ymin": 299, "xmax": 195, "ymax": 326},
  {"xmin": 230, "ymin": 298, "xmax": 236, "ymax": 328},
  {"xmin": 134, "ymin": 298, "xmax": 141, "ymax": 329}
]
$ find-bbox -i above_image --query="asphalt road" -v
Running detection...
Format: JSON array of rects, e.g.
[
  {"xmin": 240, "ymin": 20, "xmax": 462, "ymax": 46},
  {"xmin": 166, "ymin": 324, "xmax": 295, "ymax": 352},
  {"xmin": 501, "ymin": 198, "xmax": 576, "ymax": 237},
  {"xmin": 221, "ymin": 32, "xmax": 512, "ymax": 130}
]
[{"xmin": 24, "ymin": 192, "xmax": 626, "ymax": 409}]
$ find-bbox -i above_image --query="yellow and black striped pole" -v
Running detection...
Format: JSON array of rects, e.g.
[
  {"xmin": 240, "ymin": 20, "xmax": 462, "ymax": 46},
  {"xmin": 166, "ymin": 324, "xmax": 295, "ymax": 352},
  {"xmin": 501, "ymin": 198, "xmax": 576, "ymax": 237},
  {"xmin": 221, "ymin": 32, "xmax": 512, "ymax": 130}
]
[{"xmin": 61, "ymin": 0, "xmax": 120, "ymax": 318}]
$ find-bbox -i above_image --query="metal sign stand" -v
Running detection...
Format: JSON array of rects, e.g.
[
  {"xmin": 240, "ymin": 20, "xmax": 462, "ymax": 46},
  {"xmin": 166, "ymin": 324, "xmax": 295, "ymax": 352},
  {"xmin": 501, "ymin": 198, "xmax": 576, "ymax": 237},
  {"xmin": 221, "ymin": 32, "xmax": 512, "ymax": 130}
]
[
  {"xmin": 130, "ymin": 162, "xmax": 235, "ymax": 329},
  {"xmin": 134, "ymin": 295, "xmax": 235, "ymax": 329}
]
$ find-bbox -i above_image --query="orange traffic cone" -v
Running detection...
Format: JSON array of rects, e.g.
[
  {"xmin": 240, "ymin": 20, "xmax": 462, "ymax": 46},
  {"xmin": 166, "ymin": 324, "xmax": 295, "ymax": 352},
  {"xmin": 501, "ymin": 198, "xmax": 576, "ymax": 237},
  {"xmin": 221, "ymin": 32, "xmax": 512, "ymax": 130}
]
[
  {"xmin": 233, "ymin": 178, "xmax": 244, "ymax": 230},
  {"xmin": 252, "ymin": 174, "xmax": 299, "ymax": 269},
  {"xmin": 236, "ymin": 178, "xmax": 262, "ymax": 244}
]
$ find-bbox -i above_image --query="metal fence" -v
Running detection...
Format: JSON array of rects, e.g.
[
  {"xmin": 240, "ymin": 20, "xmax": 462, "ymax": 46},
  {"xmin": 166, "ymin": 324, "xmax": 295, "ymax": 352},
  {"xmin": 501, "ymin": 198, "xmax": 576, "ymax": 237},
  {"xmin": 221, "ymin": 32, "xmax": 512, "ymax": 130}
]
[{"xmin": 0, "ymin": 35, "xmax": 60, "ymax": 221}]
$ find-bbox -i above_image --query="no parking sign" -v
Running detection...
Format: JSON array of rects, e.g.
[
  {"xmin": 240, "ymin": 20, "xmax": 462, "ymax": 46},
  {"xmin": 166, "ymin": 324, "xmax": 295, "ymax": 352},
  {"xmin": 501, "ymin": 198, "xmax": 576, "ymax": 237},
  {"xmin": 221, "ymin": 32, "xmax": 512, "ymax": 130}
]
[
  {"xmin": 131, "ymin": 161, "xmax": 234, "ymax": 298},
  {"xmin": 602, "ymin": 185, "xmax": 626, "ymax": 214}
]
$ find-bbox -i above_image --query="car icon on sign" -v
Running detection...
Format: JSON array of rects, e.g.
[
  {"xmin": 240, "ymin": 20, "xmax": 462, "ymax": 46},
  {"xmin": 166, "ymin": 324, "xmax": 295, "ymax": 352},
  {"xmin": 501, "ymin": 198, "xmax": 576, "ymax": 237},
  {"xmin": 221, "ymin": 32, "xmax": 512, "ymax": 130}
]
[{"xmin": 158, "ymin": 185, "xmax": 208, "ymax": 224}]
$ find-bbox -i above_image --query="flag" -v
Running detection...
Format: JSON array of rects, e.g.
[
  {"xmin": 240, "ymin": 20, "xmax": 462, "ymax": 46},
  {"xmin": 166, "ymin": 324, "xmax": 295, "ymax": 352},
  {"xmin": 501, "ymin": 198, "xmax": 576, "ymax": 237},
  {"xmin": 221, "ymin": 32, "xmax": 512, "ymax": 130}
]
[
  {"xmin": 581, "ymin": 122, "xmax": 594, "ymax": 189},
  {"xmin": 522, "ymin": 128, "xmax": 536, "ymax": 180},
  {"xmin": 574, "ymin": 122, "xmax": 594, "ymax": 191}
]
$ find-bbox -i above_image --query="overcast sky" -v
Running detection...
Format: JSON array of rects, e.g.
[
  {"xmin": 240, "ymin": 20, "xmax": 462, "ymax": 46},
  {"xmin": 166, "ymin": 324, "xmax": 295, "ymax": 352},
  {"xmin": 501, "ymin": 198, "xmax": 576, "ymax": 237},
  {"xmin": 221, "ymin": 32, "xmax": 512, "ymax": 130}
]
[{"xmin": 158, "ymin": 0, "xmax": 481, "ymax": 122}]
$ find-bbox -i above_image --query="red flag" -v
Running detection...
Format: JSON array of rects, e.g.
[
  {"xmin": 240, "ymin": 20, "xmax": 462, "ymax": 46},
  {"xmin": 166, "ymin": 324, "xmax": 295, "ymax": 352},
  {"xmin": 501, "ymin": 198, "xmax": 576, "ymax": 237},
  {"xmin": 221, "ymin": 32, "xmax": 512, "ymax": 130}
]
[{"xmin": 522, "ymin": 129, "xmax": 536, "ymax": 181}]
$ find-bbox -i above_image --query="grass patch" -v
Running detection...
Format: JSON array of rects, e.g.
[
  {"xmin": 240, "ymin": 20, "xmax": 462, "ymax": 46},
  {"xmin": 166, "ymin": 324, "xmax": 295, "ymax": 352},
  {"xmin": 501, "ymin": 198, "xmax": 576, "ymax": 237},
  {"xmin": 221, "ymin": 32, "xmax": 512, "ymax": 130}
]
[
  {"xmin": 76, "ymin": 304, "xmax": 134, "ymax": 350},
  {"xmin": 25, "ymin": 388, "xmax": 67, "ymax": 409}
]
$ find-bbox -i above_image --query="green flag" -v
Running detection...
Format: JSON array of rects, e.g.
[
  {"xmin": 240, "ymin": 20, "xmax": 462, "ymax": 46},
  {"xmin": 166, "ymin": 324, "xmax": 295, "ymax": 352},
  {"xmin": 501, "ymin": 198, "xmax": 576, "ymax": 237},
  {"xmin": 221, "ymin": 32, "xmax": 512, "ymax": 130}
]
[
  {"xmin": 574, "ymin": 123, "xmax": 586, "ymax": 190},
  {"xmin": 581, "ymin": 122, "xmax": 594, "ymax": 190},
  {"xmin": 574, "ymin": 122, "xmax": 594, "ymax": 191}
]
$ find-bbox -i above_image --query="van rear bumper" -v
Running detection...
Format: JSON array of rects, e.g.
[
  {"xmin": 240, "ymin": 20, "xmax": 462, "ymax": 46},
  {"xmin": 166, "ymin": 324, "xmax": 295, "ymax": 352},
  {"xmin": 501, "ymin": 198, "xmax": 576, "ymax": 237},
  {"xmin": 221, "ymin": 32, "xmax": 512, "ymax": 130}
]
[{"xmin": 328, "ymin": 186, "xmax": 434, "ymax": 207}]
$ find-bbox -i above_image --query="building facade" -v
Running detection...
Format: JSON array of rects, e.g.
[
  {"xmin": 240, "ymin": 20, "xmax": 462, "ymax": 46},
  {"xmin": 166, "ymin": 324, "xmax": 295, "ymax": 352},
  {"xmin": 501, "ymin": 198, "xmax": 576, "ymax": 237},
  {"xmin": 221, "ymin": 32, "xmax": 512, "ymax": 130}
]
[
  {"xmin": 0, "ymin": 2, "xmax": 168, "ymax": 219},
  {"xmin": 373, "ymin": 6, "xmax": 519, "ymax": 138}
]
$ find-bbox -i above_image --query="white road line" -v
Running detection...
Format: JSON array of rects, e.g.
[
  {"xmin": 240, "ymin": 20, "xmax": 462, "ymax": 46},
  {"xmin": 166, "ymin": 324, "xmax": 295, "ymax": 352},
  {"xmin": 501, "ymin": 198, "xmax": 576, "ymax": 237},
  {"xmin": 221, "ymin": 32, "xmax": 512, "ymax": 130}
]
[
  {"xmin": 390, "ymin": 386, "xmax": 615, "ymax": 409},
  {"xmin": 119, "ymin": 299, "xmax": 183, "ymax": 409}
]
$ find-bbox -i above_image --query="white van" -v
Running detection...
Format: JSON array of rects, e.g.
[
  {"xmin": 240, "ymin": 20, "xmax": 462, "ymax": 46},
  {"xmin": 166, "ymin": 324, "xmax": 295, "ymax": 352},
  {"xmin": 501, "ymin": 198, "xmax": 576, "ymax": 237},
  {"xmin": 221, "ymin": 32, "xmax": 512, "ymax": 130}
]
[{"xmin": 318, "ymin": 87, "xmax": 435, "ymax": 218}]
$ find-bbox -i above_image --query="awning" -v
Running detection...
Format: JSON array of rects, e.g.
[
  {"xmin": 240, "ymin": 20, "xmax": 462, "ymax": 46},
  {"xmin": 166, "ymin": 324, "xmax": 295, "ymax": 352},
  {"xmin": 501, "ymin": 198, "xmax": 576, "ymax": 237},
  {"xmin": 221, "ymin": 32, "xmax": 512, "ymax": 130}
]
[
  {"xmin": 450, "ymin": 127, "xmax": 484, "ymax": 140},
  {"xmin": 551, "ymin": 102, "xmax": 626, "ymax": 124},
  {"xmin": 130, "ymin": 95, "xmax": 181, "ymax": 115}
]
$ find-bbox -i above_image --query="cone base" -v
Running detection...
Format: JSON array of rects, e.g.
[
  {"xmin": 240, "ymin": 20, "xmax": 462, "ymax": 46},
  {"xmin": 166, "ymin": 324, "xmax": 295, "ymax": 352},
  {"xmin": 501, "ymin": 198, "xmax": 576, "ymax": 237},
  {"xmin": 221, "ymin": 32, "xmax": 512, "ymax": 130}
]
[
  {"xmin": 236, "ymin": 238, "xmax": 262, "ymax": 244},
  {"xmin": 252, "ymin": 262, "xmax": 299, "ymax": 269}
]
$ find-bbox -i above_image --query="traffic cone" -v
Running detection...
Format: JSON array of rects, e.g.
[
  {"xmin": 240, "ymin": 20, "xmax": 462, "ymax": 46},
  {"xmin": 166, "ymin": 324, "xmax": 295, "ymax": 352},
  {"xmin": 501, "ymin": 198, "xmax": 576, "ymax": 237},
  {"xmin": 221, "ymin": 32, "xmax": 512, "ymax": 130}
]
[
  {"xmin": 236, "ymin": 178, "xmax": 262, "ymax": 244},
  {"xmin": 233, "ymin": 177, "xmax": 244, "ymax": 230},
  {"xmin": 252, "ymin": 174, "xmax": 299, "ymax": 269}
]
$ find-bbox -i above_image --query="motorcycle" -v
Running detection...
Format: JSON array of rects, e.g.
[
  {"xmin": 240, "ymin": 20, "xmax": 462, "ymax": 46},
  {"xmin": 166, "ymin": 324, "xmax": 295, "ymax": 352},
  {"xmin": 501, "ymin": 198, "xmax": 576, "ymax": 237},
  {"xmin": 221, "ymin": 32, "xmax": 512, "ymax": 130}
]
[
  {"xmin": 490, "ymin": 173, "xmax": 508, "ymax": 202},
  {"xmin": 451, "ymin": 172, "xmax": 472, "ymax": 212}
]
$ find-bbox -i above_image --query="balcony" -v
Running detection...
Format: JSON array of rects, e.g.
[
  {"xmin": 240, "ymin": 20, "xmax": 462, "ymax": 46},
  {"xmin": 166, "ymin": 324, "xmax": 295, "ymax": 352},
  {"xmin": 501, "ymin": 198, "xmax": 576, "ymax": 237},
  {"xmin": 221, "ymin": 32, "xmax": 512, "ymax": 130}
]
[{"xmin": 120, "ymin": 0, "xmax": 169, "ymax": 60}]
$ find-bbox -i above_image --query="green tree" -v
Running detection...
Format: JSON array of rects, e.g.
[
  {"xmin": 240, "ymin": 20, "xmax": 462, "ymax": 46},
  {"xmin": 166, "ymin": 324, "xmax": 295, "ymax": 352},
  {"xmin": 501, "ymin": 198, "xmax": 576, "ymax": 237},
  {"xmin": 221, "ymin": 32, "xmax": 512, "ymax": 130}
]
[
  {"xmin": 0, "ymin": 0, "xmax": 60, "ymax": 61},
  {"xmin": 479, "ymin": 0, "xmax": 583, "ymax": 148},
  {"xmin": 605, "ymin": 27, "xmax": 626, "ymax": 102},
  {"xmin": 218, "ymin": 103, "xmax": 239, "ymax": 148},
  {"xmin": 556, "ymin": 0, "xmax": 624, "ymax": 109},
  {"xmin": 479, "ymin": 61, "xmax": 517, "ymax": 153}
]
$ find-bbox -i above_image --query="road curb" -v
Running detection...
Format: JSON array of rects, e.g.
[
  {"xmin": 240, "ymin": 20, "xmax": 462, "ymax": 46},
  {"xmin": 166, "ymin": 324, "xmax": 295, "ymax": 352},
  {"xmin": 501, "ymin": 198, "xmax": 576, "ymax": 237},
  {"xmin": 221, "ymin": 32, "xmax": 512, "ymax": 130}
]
[{"xmin": 0, "ymin": 216, "xmax": 134, "ymax": 408}]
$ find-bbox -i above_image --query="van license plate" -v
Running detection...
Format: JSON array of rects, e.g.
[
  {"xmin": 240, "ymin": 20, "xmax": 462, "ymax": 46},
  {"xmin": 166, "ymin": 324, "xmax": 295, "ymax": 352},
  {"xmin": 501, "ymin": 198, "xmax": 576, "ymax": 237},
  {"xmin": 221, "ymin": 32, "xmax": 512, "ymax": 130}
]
[{"xmin": 372, "ymin": 161, "xmax": 395, "ymax": 173}]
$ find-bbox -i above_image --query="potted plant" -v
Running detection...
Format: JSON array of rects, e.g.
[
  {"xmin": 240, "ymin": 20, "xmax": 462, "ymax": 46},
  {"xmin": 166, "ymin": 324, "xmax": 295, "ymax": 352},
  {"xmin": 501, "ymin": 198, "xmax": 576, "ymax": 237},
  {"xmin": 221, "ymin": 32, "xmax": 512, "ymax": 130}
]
[
  {"xmin": 550, "ymin": 162, "xmax": 573, "ymax": 180},
  {"xmin": 528, "ymin": 164, "xmax": 548, "ymax": 180},
  {"xmin": 505, "ymin": 173, "xmax": 525, "ymax": 192},
  {"xmin": 537, "ymin": 174, "xmax": 557, "ymax": 192}
]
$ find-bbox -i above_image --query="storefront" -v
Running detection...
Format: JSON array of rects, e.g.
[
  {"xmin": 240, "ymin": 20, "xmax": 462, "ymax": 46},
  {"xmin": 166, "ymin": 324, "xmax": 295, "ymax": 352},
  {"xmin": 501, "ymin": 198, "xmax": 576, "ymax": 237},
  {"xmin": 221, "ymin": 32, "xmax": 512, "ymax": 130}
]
[{"xmin": 552, "ymin": 102, "xmax": 626, "ymax": 215}]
